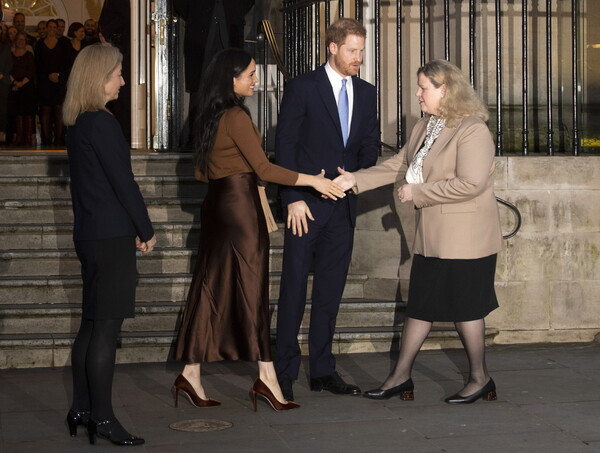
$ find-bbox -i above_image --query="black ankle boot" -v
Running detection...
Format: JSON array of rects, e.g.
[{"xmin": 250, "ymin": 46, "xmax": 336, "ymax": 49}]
[
  {"xmin": 65, "ymin": 409, "xmax": 90, "ymax": 436},
  {"xmin": 87, "ymin": 418, "xmax": 145, "ymax": 446}
]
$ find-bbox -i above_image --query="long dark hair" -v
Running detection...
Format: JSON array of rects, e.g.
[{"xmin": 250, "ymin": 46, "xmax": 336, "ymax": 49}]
[{"xmin": 193, "ymin": 48, "xmax": 253, "ymax": 173}]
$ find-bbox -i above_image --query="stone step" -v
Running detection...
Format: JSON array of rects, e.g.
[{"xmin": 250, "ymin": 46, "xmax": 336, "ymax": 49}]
[
  {"xmin": 0, "ymin": 299, "xmax": 405, "ymax": 335},
  {"xmin": 0, "ymin": 152, "xmax": 193, "ymax": 177},
  {"xmin": 0, "ymin": 198, "xmax": 202, "ymax": 224},
  {"xmin": 0, "ymin": 246, "xmax": 284, "ymax": 277},
  {"xmin": 0, "ymin": 273, "xmax": 368, "ymax": 305},
  {"xmin": 0, "ymin": 194, "xmax": 283, "ymax": 226},
  {"xmin": 0, "ymin": 175, "xmax": 207, "ymax": 200},
  {"xmin": 0, "ymin": 222, "xmax": 285, "ymax": 251},
  {"xmin": 0, "ymin": 326, "xmax": 500, "ymax": 368}
]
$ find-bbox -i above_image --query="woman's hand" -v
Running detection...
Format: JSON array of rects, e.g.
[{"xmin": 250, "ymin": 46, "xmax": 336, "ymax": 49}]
[
  {"xmin": 311, "ymin": 169, "xmax": 345, "ymax": 200},
  {"xmin": 136, "ymin": 235, "xmax": 157, "ymax": 254},
  {"xmin": 397, "ymin": 184, "xmax": 413, "ymax": 203},
  {"xmin": 332, "ymin": 166, "xmax": 356, "ymax": 192}
]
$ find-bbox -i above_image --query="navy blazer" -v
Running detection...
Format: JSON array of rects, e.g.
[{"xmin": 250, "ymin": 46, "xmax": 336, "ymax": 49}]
[
  {"xmin": 275, "ymin": 65, "xmax": 379, "ymax": 225},
  {"xmin": 66, "ymin": 110, "xmax": 154, "ymax": 242}
]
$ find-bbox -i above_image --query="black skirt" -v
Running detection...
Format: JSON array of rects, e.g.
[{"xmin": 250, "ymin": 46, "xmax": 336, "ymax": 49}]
[
  {"xmin": 406, "ymin": 253, "xmax": 499, "ymax": 322},
  {"xmin": 74, "ymin": 236, "xmax": 137, "ymax": 320}
]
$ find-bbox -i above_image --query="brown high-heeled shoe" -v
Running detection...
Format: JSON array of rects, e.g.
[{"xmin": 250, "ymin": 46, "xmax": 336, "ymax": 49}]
[
  {"xmin": 172, "ymin": 374, "xmax": 221, "ymax": 408},
  {"xmin": 250, "ymin": 378, "xmax": 301, "ymax": 412}
]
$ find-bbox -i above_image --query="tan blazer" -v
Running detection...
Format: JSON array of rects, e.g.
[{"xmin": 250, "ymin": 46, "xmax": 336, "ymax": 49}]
[{"xmin": 354, "ymin": 116, "xmax": 502, "ymax": 259}]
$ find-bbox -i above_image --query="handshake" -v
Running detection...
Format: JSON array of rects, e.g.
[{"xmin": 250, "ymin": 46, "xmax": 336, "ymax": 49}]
[
  {"xmin": 318, "ymin": 167, "xmax": 413, "ymax": 203},
  {"xmin": 316, "ymin": 167, "xmax": 357, "ymax": 200}
]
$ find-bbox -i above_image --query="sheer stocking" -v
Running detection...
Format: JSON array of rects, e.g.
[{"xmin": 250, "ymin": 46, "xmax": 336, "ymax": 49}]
[
  {"xmin": 381, "ymin": 317, "xmax": 432, "ymax": 389},
  {"xmin": 454, "ymin": 319, "xmax": 490, "ymax": 396}
]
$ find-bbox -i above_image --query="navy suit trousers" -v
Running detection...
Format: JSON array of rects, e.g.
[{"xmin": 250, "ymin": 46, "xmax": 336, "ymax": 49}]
[{"xmin": 275, "ymin": 199, "xmax": 354, "ymax": 379}]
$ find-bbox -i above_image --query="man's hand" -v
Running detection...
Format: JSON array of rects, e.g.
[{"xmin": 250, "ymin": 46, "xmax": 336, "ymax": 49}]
[
  {"xmin": 136, "ymin": 234, "xmax": 157, "ymax": 254},
  {"xmin": 286, "ymin": 201, "xmax": 314, "ymax": 237}
]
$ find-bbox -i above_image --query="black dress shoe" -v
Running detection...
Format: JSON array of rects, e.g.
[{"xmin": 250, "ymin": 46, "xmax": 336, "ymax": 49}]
[
  {"xmin": 278, "ymin": 377, "xmax": 294, "ymax": 402},
  {"xmin": 445, "ymin": 378, "xmax": 497, "ymax": 404},
  {"xmin": 363, "ymin": 378, "xmax": 414, "ymax": 400},
  {"xmin": 310, "ymin": 371, "xmax": 361, "ymax": 395}
]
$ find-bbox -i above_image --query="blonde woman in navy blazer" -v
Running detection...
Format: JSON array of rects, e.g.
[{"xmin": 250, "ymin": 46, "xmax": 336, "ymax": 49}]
[
  {"xmin": 63, "ymin": 44, "xmax": 155, "ymax": 445},
  {"xmin": 335, "ymin": 60, "xmax": 502, "ymax": 404}
]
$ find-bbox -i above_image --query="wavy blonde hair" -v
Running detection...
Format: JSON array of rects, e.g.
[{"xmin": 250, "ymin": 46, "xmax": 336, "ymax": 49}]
[
  {"xmin": 63, "ymin": 44, "xmax": 122, "ymax": 126},
  {"xmin": 418, "ymin": 59, "xmax": 489, "ymax": 128}
]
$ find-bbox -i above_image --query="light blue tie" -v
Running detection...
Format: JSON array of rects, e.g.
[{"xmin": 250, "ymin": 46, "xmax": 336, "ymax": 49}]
[{"xmin": 338, "ymin": 79, "xmax": 349, "ymax": 146}]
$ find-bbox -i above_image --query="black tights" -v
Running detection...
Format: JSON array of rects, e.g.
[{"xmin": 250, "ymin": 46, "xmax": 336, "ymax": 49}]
[
  {"xmin": 382, "ymin": 317, "xmax": 490, "ymax": 395},
  {"xmin": 70, "ymin": 318, "xmax": 124, "ymax": 420}
]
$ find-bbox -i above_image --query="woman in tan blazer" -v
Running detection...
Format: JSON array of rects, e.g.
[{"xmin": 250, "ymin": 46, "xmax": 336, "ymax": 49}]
[{"xmin": 335, "ymin": 60, "xmax": 502, "ymax": 404}]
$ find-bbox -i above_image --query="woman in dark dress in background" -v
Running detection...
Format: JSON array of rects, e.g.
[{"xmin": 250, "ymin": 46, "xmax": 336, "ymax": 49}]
[
  {"xmin": 172, "ymin": 49, "xmax": 344, "ymax": 412},
  {"xmin": 0, "ymin": 25, "xmax": 12, "ymax": 144},
  {"xmin": 64, "ymin": 22, "xmax": 85, "ymax": 86},
  {"xmin": 63, "ymin": 43, "xmax": 156, "ymax": 446},
  {"xmin": 9, "ymin": 32, "xmax": 36, "ymax": 146},
  {"xmin": 35, "ymin": 19, "xmax": 68, "ymax": 145}
]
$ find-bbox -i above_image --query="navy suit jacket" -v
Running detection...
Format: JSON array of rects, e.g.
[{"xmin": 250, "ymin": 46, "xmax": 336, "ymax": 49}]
[
  {"xmin": 275, "ymin": 64, "xmax": 379, "ymax": 225},
  {"xmin": 66, "ymin": 110, "xmax": 154, "ymax": 242}
]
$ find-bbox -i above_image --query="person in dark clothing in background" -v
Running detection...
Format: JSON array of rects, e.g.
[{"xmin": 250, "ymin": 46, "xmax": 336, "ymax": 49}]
[
  {"xmin": 35, "ymin": 19, "xmax": 68, "ymax": 146},
  {"xmin": 173, "ymin": 0, "xmax": 255, "ymax": 149},
  {"xmin": 99, "ymin": 0, "xmax": 131, "ymax": 143},
  {"xmin": 83, "ymin": 19, "xmax": 100, "ymax": 46}
]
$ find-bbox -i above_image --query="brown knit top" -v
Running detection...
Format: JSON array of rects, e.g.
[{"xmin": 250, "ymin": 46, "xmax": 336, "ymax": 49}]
[{"xmin": 196, "ymin": 106, "xmax": 299, "ymax": 186}]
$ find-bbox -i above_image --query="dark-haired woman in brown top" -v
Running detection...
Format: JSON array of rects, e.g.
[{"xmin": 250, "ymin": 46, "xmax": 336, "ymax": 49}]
[{"xmin": 172, "ymin": 48, "xmax": 345, "ymax": 412}]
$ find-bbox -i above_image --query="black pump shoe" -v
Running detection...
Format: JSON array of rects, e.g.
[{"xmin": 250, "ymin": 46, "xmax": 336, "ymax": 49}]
[
  {"xmin": 363, "ymin": 378, "xmax": 414, "ymax": 400},
  {"xmin": 66, "ymin": 409, "xmax": 90, "ymax": 436},
  {"xmin": 445, "ymin": 378, "xmax": 497, "ymax": 404},
  {"xmin": 87, "ymin": 419, "xmax": 145, "ymax": 446}
]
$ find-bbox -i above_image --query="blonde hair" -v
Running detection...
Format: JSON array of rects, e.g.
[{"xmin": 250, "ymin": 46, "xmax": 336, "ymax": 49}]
[
  {"xmin": 418, "ymin": 60, "xmax": 489, "ymax": 128},
  {"xmin": 62, "ymin": 44, "xmax": 123, "ymax": 126}
]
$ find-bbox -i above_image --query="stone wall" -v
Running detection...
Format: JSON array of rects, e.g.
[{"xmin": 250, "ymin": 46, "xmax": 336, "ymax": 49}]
[{"xmin": 350, "ymin": 156, "xmax": 600, "ymax": 345}]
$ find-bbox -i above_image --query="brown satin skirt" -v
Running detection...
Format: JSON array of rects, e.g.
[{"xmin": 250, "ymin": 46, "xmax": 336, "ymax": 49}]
[{"xmin": 173, "ymin": 172, "xmax": 272, "ymax": 363}]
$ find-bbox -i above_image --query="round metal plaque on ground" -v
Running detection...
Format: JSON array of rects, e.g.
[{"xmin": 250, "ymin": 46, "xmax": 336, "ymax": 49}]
[{"xmin": 169, "ymin": 419, "xmax": 233, "ymax": 433}]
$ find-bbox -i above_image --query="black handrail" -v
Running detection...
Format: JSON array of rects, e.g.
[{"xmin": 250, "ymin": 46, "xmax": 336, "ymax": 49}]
[
  {"xmin": 376, "ymin": 142, "xmax": 521, "ymax": 240},
  {"xmin": 496, "ymin": 197, "xmax": 522, "ymax": 239}
]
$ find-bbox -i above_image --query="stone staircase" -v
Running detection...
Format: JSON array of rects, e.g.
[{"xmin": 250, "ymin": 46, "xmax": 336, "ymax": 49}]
[{"xmin": 0, "ymin": 152, "xmax": 497, "ymax": 369}]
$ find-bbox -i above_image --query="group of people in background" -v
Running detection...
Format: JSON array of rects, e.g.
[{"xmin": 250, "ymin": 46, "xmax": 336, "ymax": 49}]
[{"xmin": 0, "ymin": 13, "xmax": 101, "ymax": 146}]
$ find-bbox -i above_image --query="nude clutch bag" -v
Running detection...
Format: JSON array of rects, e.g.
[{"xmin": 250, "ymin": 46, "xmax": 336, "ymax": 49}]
[{"xmin": 257, "ymin": 184, "xmax": 278, "ymax": 233}]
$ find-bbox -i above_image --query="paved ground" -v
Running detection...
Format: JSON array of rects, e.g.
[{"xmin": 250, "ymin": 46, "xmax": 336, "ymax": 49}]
[{"xmin": 1, "ymin": 343, "xmax": 599, "ymax": 452}]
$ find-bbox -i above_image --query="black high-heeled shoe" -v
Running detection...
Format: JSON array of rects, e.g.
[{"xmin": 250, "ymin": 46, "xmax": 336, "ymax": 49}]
[
  {"xmin": 445, "ymin": 378, "xmax": 497, "ymax": 404},
  {"xmin": 363, "ymin": 378, "xmax": 414, "ymax": 400},
  {"xmin": 87, "ymin": 419, "xmax": 145, "ymax": 446},
  {"xmin": 65, "ymin": 409, "xmax": 90, "ymax": 436}
]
